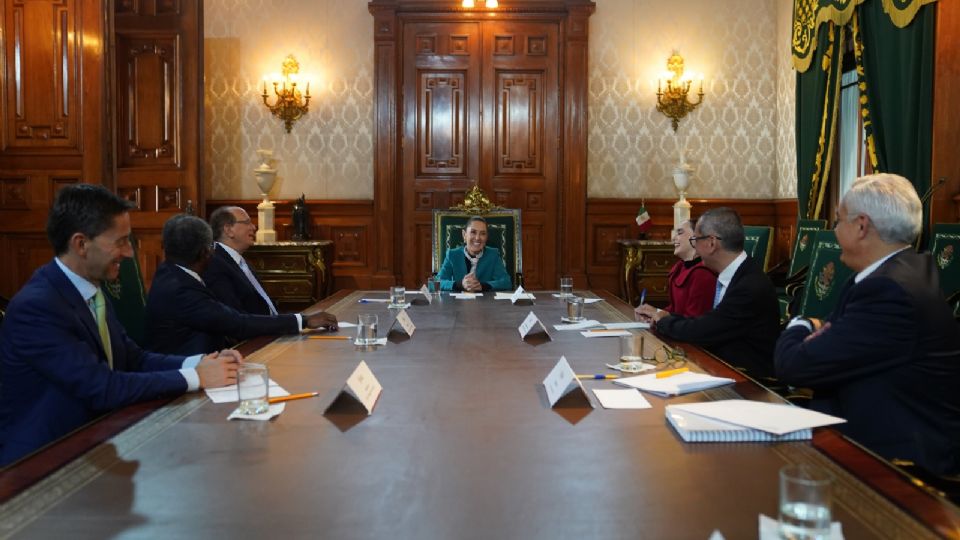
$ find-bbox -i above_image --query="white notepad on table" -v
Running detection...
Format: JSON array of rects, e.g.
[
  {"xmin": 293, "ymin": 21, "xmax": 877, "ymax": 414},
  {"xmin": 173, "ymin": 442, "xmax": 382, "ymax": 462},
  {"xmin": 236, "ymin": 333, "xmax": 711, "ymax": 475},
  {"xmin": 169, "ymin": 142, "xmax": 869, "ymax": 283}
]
[
  {"xmin": 612, "ymin": 371, "xmax": 734, "ymax": 397},
  {"xmin": 665, "ymin": 400, "xmax": 846, "ymax": 442}
]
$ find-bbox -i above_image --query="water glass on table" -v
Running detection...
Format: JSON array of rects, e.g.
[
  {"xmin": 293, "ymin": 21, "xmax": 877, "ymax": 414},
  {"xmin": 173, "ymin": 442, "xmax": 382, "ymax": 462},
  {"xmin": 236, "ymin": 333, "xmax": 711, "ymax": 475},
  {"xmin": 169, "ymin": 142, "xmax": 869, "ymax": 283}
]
[
  {"xmin": 619, "ymin": 333, "xmax": 646, "ymax": 361},
  {"xmin": 237, "ymin": 363, "xmax": 269, "ymax": 415},
  {"xmin": 565, "ymin": 295, "xmax": 585, "ymax": 322},
  {"xmin": 356, "ymin": 313, "xmax": 379, "ymax": 345},
  {"xmin": 559, "ymin": 276, "xmax": 573, "ymax": 297},
  {"xmin": 779, "ymin": 464, "xmax": 833, "ymax": 540},
  {"xmin": 390, "ymin": 286, "xmax": 406, "ymax": 307},
  {"xmin": 427, "ymin": 276, "xmax": 441, "ymax": 299}
]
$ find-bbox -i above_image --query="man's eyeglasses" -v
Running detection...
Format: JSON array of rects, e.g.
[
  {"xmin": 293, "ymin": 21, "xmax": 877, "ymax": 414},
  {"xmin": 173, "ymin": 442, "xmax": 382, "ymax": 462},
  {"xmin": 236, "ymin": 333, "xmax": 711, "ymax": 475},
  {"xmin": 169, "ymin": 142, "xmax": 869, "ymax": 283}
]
[{"xmin": 689, "ymin": 235, "xmax": 722, "ymax": 248}]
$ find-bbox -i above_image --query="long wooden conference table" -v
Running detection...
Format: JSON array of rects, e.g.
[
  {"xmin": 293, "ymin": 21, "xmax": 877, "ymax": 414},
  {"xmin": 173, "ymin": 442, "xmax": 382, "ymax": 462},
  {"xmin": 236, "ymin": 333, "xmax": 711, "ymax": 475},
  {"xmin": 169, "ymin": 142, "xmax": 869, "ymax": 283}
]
[{"xmin": 1, "ymin": 290, "xmax": 958, "ymax": 538}]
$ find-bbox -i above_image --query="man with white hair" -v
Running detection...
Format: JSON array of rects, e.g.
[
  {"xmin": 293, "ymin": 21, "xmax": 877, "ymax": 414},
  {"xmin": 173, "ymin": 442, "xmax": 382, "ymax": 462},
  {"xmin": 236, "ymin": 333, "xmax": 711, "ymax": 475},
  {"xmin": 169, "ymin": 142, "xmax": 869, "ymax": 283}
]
[{"xmin": 775, "ymin": 173, "xmax": 960, "ymax": 476}]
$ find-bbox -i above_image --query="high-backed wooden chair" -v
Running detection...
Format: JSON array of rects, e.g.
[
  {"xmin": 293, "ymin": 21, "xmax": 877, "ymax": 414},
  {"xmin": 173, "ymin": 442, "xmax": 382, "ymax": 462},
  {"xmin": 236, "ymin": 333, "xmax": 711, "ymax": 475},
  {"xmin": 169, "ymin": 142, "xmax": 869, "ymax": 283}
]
[
  {"xmin": 432, "ymin": 187, "xmax": 522, "ymax": 289},
  {"xmin": 101, "ymin": 234, "xmax": 148, "ymax": 347}
]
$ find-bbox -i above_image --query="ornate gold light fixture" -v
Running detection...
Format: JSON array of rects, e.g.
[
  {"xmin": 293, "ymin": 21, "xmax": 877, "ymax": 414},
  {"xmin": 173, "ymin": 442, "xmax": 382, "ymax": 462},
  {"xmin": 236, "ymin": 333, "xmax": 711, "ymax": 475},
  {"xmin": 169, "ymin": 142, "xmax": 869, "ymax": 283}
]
[
  {"xmin": 261, "ymin": 54, "xmax": 311, "ymax": 133},
  {"xmin": 655, "ymin": 52, "xmax": 704, "ymax": 132},
  {"xmin": 462, "ymin": 0, "xmax": 499, "ymax": 8}
]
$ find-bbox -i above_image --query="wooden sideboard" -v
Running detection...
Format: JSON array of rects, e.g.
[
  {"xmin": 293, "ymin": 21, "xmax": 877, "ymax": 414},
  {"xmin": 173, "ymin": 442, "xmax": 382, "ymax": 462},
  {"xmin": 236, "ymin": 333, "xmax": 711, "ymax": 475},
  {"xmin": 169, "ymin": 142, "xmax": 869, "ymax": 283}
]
[
  {"xmin": 617, "ymin": 239, "xmax": 675, "ymax": 307},
  {"xmin": 245, "ymin": 241, "xmax": 333, "ymax": 312}
]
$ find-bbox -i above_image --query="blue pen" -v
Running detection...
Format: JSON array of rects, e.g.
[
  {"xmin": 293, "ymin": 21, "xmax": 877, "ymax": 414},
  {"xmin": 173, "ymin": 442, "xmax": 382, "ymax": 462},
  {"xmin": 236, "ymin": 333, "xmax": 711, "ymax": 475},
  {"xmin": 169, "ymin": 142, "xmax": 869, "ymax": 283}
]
[
  {"xmin": 639, "ymin": 288, "xmax": 647, "ymax": 306},
  {"xmin": 576, "ymin": 374, "xmax": 619, "ymax": 380}
]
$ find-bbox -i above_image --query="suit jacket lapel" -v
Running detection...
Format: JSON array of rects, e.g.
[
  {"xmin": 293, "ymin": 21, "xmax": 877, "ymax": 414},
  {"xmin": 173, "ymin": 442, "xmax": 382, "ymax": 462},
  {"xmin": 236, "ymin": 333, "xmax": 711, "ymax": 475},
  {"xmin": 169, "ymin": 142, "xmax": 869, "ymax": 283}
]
[
  {"xmin": 43, "ymin": 261, "xmax": 111, "ymax": 364},
  {"xmin": 218, "ymin": 245, "xmax": 263, "ymax": 298}
]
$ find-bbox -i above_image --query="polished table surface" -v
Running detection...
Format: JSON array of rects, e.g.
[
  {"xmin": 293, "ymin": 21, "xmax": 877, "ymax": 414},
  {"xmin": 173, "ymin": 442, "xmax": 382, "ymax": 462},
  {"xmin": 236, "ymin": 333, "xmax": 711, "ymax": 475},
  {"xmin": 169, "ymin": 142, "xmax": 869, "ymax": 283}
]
[{"xmin": 1, "ymin": 290, "xmax": 958, "ymax": 539}]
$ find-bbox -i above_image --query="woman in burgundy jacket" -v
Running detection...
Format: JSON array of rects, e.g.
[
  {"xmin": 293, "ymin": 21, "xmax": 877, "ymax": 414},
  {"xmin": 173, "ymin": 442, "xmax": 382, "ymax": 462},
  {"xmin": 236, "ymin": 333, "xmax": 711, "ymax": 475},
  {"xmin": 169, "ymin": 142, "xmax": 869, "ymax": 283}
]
[{"xmin": 635, "ymin": 219, "xmax": 717, "ymax": 320}]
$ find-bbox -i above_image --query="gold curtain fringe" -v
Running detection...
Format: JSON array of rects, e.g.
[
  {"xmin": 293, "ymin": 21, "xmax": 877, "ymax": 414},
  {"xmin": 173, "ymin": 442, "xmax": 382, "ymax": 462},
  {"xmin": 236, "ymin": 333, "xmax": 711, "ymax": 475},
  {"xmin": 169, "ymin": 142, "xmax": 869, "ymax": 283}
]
[
  {"xmin": 807, "ymin": 23, "xmax": 841, "ymax": 219},
  {"xmin": 813, "ymin": 25, "xmax": 846, "ymax": 220},
  {"xmin": 851, "ymin": 10, "xmax": 880, "ymax": 170},
  {"xmin": 792, "ymin": 0, "xmax": 936, "ymax": 72}
]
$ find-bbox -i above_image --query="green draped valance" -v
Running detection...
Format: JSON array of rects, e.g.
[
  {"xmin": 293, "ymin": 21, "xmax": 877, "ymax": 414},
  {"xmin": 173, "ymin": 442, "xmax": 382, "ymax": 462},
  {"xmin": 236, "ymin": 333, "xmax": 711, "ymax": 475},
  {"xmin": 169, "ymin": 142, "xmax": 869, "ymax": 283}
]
[{"xmin": 792, "ymin": 0, "xmax": 936, "ymax": 72}]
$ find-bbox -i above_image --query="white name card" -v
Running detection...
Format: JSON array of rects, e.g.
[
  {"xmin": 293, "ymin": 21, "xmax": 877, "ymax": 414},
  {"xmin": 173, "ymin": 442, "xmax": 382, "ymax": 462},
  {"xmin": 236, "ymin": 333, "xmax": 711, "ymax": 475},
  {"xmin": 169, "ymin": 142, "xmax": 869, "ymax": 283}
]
[
  {"xmin": 418, "ymin": 284, "xmax": 432, "ymax": 303},
  {"xmin": 542, "ymin": 356, "xmax": 593, "ymax": 408},
  {"xmin": 510, "ymin": 285, "xmax": 526, "ymax": 304},
  {"xmin": 325, "ymin": 361, "xmax": 382, "ymax": 415},
  {"xmin": 518, "ymin": 311, "xmax": 550, "ymax": 340},
  {"xmin": 389, "ymin": 309, "xmax": 416, "ymax": 337}
]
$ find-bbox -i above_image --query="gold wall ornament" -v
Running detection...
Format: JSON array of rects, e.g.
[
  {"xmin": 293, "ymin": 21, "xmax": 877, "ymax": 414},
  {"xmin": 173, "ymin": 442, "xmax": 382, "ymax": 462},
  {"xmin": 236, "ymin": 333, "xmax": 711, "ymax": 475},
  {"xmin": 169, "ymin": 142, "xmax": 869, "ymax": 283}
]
[
  {"xmin": 451, "ymin": 186, "xmax": 502, "ymax": 214},
  {"xmin": 655, "ymin": 53, "xmax": 704, "ymax": 132},
  {"xmin": 261, "ymin": 54, "xmax": 311, "ymax": 133}
]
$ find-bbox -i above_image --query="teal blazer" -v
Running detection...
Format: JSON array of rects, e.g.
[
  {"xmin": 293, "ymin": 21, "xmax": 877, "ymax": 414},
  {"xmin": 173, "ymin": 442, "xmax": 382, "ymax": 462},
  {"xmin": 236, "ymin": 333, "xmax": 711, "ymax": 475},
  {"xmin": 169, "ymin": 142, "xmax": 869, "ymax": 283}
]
[{"xmin": 438, "ymin": 246, "xmax": 512, "ymax": 291}]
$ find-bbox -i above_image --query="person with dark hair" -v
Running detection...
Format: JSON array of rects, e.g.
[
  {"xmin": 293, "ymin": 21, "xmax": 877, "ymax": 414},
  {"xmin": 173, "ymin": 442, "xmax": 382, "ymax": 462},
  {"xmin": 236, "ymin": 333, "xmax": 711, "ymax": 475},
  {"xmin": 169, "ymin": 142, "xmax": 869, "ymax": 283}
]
[
  {"xmin": 650, "ymin": 207, "xmax": 780, "ymax": 378},
  {"xmin": 145, "ymin": 215, "xmax": 338, "ymax": 355},
  {"xmin": 203, "ymin": 206, "xmax": 276, "ymax": 316},
  {"xmin": 0, "ymin": 184, "xmax": 241, "ymax": 466},
  {"xmin": 776, "ymin": 174, "xmax": 960, "ymax": 475},
  {"xmin": 634, "ymin": 218, "xmax": 717, "ymax": 319},
  {"xmin": 436, "ymin": 216, "xmax": 512, "ymax": 292}
]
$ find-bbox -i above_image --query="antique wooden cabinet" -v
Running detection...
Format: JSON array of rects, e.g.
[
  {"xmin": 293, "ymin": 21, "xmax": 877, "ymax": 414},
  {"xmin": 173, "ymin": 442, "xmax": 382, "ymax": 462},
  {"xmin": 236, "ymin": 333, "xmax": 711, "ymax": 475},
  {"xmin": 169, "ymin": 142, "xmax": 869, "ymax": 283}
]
[
  {"xmin": 245, "ymin": 241, "xmax": 334, "ymax": 312},
  {"xmin": 617, "ymin": 239, "xmax": 675, "ymax": 307}
]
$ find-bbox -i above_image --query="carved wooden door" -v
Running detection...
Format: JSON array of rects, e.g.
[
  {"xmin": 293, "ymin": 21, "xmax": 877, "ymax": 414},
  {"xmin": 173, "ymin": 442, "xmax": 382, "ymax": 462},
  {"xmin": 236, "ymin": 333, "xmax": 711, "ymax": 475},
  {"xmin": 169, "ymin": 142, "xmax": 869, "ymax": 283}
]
[{"xmin": 401, "ymin": 19, "xmax": 559, "ymax": 290}]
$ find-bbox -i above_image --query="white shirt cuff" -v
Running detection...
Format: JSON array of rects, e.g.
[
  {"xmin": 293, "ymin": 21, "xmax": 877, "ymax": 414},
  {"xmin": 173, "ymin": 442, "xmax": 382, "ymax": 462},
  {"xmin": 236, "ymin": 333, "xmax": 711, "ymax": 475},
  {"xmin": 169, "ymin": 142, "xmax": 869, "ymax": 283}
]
[
  {"xmin": 295, "ymin": 313, "xmax": 303, "ymax": 330},
  {"xmin": 181, "ymin": 354, "xmax": 202, "ymax": 369},
  {"xmin": 786, "ymin": 317, "xmax": 814, "ymax": 332},
  {"xmin": 180, "ymin": 368, "xmax": 200, "ymax": 392}
]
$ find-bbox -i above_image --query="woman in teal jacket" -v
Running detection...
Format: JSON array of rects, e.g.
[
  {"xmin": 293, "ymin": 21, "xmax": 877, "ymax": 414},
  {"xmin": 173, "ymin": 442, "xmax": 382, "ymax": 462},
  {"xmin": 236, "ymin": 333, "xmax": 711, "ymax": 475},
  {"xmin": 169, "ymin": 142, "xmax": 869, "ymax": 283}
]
[{"xmin": 437, "ymin": 216, "xmax": 512, "ymax": 291}]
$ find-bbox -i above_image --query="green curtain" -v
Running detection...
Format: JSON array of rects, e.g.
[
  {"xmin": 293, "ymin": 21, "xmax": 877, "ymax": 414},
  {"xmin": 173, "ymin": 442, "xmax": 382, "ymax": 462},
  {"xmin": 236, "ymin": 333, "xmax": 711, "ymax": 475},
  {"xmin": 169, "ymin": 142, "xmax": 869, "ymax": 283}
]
[
  {"xmin": 796, "ymin": 23, "xmax": 846, "ymax": 220},
  {"xmin": 856, "ymin": 1, "xmax": 935, "ymax": 228}
]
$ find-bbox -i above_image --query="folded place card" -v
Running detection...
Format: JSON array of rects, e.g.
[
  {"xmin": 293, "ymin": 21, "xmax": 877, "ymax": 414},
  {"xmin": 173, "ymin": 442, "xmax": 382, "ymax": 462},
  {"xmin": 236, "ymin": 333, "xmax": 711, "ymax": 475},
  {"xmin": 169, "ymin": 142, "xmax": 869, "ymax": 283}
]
[
  {"xmin": 518, "ymin": 311, "xmax": 551, "ymax": 341},
  {"xmin": 418, "ymin": 284, "xmax": 432, "ymax": 303},
  {"xmin": 542, "ymin": 356, "xmax": 593, "ymax": 408},
  {"xmin": 324, "ymin": 360, "xmax": 383, "ymax": 416},
  {"xmin": 388, "ymin": 309, "xmax": 416, "ymax": 337}
]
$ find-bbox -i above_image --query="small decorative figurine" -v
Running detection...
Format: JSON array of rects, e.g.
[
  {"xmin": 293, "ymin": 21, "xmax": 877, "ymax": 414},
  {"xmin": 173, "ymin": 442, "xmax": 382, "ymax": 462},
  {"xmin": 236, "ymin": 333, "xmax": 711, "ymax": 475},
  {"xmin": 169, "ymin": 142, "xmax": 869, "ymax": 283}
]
[{"xmin": 291, "ymin": 193, "xmax": 310, "ymax": 240}]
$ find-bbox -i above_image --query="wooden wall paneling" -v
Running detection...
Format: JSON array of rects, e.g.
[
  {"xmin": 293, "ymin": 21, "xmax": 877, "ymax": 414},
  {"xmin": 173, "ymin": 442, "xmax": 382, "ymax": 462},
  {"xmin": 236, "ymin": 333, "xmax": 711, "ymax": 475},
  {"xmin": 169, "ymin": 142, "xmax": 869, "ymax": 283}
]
[{"xmin": 932, "ymin": 0, "xmax": 960, "ymax": 224}]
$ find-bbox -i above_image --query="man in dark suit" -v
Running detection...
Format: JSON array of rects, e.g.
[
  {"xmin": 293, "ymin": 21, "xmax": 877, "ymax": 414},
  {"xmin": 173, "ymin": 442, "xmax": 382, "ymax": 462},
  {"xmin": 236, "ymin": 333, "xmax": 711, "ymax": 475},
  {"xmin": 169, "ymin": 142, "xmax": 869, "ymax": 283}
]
[
  {"xmin": 776, "ymin": 174, "xmax": 960, "ymax": 475},
  {"xmin": 642, "ymin": 207, "xmax": 780, "ymax": 378},
  {"xmin": 0, "ymin": 185, "xmax": 240, "ymax": 466},
  {"xmin": 145, "ymin": 215, "xmax": 338, "ymax": 356},
  {"xmin": 204, "ymin": 206, "xmax": 276, "ymax": 315}
]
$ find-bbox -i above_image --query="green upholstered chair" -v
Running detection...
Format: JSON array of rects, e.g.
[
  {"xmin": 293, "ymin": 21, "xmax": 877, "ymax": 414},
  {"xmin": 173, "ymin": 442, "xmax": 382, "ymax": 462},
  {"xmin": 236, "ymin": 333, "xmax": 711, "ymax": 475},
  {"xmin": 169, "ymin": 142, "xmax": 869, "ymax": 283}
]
[
  {"xmin": 101, "ymin": 235, "xmax": 148, "ymax": 347},
  {"xmin": 791, "ymin": 231, "xmax": 855, "ymax": 320},
  {"xmin": 786, "ymin": 219, "xmax": 829, "ymax": 279},
  {"xmin": 742, "ymin": 225, "xmax": 774, "ymax": 272},
  {"xmin": 928, "ymin": 223, "xmax": 960, "ymax": 305},
  {"xmin": 432, "ymin": 207, "xmax": 522, "ymax": 289}
]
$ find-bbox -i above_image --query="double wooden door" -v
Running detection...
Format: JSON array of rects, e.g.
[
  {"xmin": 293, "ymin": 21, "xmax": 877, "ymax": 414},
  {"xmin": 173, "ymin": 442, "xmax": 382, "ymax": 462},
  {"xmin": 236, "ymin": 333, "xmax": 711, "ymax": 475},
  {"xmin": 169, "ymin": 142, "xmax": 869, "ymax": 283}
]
[{"xmin": 400, "ymin": 20, "xmax": 559, "ymax": 290}]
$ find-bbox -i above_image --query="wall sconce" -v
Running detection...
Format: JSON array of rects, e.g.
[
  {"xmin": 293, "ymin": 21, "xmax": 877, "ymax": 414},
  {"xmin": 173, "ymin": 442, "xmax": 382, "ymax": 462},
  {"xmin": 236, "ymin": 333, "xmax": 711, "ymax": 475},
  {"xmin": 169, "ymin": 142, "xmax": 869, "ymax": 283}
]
[
  {"xmin": 261, "ymin": 54, "xmax": 311, "ymax": 134},
  {"xmin": 462, "ymin": 0, "xmax": 499, "ymax": 8},
  {"xmin": 655, "ymin": 53, "xmax": 704, "ymax": 132}
]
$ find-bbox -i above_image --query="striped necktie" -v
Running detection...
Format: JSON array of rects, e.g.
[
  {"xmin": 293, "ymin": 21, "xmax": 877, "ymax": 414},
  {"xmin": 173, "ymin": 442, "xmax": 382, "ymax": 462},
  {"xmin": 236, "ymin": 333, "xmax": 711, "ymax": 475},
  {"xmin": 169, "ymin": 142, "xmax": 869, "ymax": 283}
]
[
  {"xmin": 712, "ymin": 281, "xmax": 724, "ymax": 309},
  {"xmin": 239, "ymin": 258, "xmax": 278, "ymax": 315},
  {"xmin": 91, "ymin": 289, "xmax": 113, "ymax": 368}
]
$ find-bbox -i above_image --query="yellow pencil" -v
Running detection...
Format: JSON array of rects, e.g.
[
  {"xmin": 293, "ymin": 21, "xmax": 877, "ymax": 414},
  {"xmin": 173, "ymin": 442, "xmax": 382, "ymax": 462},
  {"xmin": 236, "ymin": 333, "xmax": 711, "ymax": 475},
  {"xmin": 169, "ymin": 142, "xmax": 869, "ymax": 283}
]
[
  {"xmin": 656, "ymin": 367, "xmax": 689, "ymax": 379},
  {"xmin": 306, "ymin": 335, "xmax": 351, "ymax": 340},
  {"xmin": 268, "ymin": 391, "xmax": 319, "ymax": 404}
]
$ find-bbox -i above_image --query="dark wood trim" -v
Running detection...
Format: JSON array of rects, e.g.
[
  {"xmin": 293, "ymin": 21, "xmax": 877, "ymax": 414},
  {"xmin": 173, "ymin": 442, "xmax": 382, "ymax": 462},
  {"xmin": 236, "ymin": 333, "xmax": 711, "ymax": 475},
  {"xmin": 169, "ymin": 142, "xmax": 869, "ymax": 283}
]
[{"xmin": 932, "ymin": 0, "xmax": 960, "ymax": 225}]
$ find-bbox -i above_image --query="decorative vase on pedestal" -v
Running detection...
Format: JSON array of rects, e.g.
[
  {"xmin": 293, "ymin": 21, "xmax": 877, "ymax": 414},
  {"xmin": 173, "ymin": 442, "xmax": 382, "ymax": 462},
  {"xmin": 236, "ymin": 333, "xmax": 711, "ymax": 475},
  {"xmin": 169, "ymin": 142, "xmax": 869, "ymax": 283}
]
[
  {"xmin": 253, "ymin": 149, "xmax": 278, "ymax": 244},
  {"xmin": 672, "ymin": 163, "xmax": 693, "ymax": 230}
]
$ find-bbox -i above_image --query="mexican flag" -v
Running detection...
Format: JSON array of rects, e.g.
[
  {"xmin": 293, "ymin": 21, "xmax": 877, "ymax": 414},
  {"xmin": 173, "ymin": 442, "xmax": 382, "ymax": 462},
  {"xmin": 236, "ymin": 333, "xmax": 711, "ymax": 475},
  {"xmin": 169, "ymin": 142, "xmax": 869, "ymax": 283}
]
[{"xmin": 636, "ymin": 205, "xmax": 652, "ymax": 232}]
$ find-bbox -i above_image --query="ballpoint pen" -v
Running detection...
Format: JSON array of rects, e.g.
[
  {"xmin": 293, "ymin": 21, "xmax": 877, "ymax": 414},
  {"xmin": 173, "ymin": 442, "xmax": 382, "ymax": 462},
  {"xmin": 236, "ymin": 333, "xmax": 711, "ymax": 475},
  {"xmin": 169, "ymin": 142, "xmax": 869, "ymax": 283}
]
[
  {"xmin": 656, "ymin": 367, "xmax": 689, "ymax": 379},
  {"xmin": 268, "ymin": 391, "xmax": 320, "ymax": 404},
  {"xmin": 307, "ymin": 335, "xmax": 351, "ymax": 340},
  {"xmin": 577, "ymin": 374, "xmax": 619, "ymax": 380},
  {"xmin": 639, "ymin": 288, "xmax": 647, "ymax": 306}
]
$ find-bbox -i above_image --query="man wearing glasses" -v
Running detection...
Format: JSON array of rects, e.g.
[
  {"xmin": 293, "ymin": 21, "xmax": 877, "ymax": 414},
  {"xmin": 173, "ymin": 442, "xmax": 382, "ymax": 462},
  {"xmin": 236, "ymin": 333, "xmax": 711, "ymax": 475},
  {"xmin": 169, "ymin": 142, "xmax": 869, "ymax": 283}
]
[
  {"xmin": 204, "ymin": 206, "xmax": 277, "ymax": 316},
  {"xmin": 645, "ymin": 207, "xmax": 780, "ymax": 379},
  {"xmin": 775, "ymin": 174, "xmax": 960, "ymax": 476}
]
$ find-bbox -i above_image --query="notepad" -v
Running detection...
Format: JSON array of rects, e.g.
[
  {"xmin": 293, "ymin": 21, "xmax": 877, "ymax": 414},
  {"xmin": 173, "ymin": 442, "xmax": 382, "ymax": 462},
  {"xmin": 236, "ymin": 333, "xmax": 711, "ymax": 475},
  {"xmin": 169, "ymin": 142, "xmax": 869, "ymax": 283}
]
[
  {"xmin": 612, "ymin": 371, "xmax": 734, "ymax": 396},
  {"xmin": 667, "ymin": 400, "xmax": 846, "ymax": 436}
]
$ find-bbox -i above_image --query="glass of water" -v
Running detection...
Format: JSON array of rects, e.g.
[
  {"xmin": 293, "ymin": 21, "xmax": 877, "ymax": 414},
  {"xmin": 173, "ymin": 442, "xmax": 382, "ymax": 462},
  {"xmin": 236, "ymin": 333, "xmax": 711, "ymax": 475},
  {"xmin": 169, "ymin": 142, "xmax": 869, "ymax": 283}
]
[
  {"xmin": 237, "ymin": 363, "xmax": 269, "ymax": 415},
  {"xmin": 390, "ymin": 286, "xmax": 406, "ymax": 307},
  {"xmin": 356, "ymin": 313, "xmax": 378, "ymax": 345},
  {"xmin": 779, "ymin": 464, "xmax": 833, "ymax": 540},
  {"xmin": 559, "ymin": 276, "xmax": 573, "ymax": 297},
  {"xmin": 565, "ymin": 295, "xmax": 585, "ymax": 322},
  {"xmin": 619, "ymin": 333, "xmax": 646, "ymax": 361},
  {"xmin": 427, "ymin": 275, "xmax": 441, "ymax": 298}
]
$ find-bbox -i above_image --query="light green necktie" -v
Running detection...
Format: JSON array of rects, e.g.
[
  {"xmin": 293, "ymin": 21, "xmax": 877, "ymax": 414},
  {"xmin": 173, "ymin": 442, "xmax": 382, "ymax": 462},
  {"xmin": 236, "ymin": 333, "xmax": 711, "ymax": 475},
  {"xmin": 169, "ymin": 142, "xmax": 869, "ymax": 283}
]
[{"xmin": 92, "ymin": 289, "xmax": 113, "ymax": 368}]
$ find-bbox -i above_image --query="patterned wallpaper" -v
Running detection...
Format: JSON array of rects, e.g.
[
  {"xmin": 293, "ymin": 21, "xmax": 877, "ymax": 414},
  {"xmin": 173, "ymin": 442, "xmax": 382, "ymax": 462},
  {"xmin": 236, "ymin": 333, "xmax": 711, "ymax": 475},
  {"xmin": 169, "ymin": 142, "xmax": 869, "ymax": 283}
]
[
  {"xmin": 587, "ymin": 0, "xmax": 782, "ymax": 200},
  {"xmin": 776, "ymin": 0, "xmax": 798, "ymax": 199},
  {"xmin": 204, "ymin": 0, "xmax": 374, "ymax": 200},
  {"xmin": 203, "ymin": 0, "xmax": 797, "ymax": 202}
]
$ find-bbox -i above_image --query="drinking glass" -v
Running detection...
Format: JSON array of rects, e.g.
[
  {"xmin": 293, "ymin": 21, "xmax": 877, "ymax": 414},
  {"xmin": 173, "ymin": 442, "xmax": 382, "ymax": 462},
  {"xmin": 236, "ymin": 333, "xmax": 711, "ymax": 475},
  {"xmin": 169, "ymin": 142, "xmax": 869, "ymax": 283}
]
[
  {"xmin": 559, "ymin": 276, "xmax": 573, "ymax": 297},
  {"xmin": 356, "ymin": 314, "xmax": 379, "ymax": 345},
  {"xmin": 619, "ymin": 333, "xmax": 646, "ymax": 361},
  {"xmin": 427, "ymin": 276, "xmax": 441, "ymax": 298},
  {"xmin": 237, "ymin": 363, "xmax": 269, "ymax": 415},
  {"xmin": 779, "ymin": 464, "xmax": 833, "ymax": 540},
  {"xmin": 390, "ymin": 286, "xmax": 406, "ymax": 307},
  {"xmin": 565, "ymin": 296, "xmax": 584, "ymax": 322}
]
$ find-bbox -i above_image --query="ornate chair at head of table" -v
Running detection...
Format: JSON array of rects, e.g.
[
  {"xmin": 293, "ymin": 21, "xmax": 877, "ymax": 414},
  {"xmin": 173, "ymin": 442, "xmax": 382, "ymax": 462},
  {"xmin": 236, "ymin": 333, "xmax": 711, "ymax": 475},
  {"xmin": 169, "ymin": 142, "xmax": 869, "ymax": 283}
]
[{"xmin": 432, "ymin": 186, "xmax": 523, "ymax": 289}]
